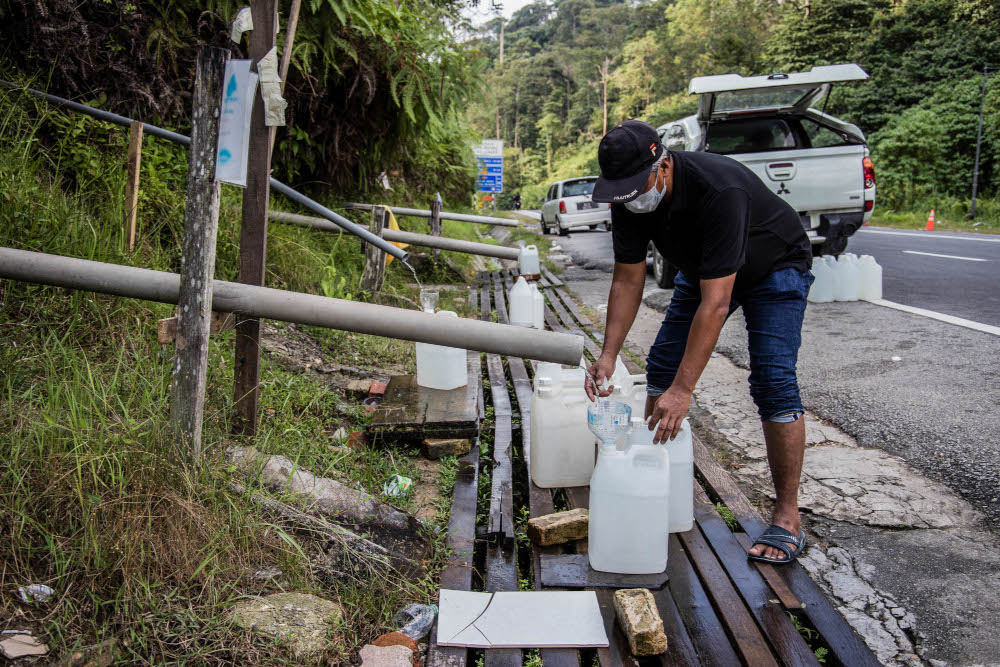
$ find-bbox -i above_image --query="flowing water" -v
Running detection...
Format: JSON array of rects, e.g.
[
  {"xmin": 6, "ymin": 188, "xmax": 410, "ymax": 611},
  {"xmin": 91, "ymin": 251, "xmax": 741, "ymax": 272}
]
[{"xmin": 401, "ymin": 259, "xmax": 422, "ymax": 294}]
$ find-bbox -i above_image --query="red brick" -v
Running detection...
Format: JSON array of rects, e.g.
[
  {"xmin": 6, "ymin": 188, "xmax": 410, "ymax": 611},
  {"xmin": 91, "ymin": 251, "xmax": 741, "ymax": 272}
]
[
  {"xmin": 370, "ymin": 632, "xmax": 420, "ymax": 667},
  {"xmin": 347, "ymin": 431, "xmax": 368, "ymax": 450},
  {"xmin": 369, "ymin": 381, "xmax": 388, "ymax": 396}
]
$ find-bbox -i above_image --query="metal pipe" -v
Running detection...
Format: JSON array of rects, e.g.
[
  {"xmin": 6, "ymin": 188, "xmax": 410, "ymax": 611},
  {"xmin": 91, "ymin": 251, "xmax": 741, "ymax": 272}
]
[
  {"xmin": 0, "ymin": 80, "xmax": 408, "ymax": 261},
  {"xmin": 0, "ymin": 248, "xmax": 583, "ymax": 365},
  {"xmin": 270, "ymin": 211, "xmax": 520, "ymax": 260},
  {"xmin": 343, "ymin": 202, "xmax": 518, "ymax": 227}
]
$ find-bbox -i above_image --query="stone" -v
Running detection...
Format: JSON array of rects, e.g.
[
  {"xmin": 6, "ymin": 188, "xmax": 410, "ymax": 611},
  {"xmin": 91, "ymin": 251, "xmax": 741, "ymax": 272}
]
[
  {"xmin": 359, "ymin": 643, "xmax": 413, "ymax": 666},
  {"xmin": 371, "ymin": 631, "xmax": 420, "ymax": 667},
  {"xmin": 613, "ymin": 588, "xmax": 667, "ymax": 656},
  {"xmin": 231, "ymin": 592, "xmax": 343, "ymax": 659},
  {"xmin": 230, "ymin": 446, "xmax": 412, "ymax": 535},
  {"xmin": 421, "ymin": 438, "xmax": 472, "ymax": 460},
  {"xmin": 0, "ymin": 634, "xmax": 48, "ymax": 659},
  {"xmin": 346, "ymin": 379, "xmax": 374, "ymax": 397},
  {"xmin": 370, "ymin": 381, "xmax": 388, "ymax": 396},
  {"xmin": 527, "ymin": 509, "xmax": 589, "ymax": 546}
]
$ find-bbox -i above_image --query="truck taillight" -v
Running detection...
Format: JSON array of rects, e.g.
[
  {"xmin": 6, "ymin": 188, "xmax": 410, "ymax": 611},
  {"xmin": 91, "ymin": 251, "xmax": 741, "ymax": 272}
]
[
  {"xmin": 559, "ymin": 200, "xmax": 567, "ymax": 214},
  {"xmin": 863, "ymin": 157, "xmax": 876, "ymax": 189},
  {"xmin": 865, "ymin": 200, "xmax": 874, "ymax": 212}
]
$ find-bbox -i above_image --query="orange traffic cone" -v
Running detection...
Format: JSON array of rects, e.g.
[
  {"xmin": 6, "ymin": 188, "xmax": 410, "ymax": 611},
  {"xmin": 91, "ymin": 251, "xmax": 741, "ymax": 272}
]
[{"xmin": 925, "ymin": 209, "xmax": 935, "ymax": 231}]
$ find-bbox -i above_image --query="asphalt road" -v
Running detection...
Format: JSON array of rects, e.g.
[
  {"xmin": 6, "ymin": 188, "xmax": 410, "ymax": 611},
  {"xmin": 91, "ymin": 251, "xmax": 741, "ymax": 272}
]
[
  {"xmin": 848, "ymin": 227, "xmax": 1000, "ymax": 326},
  {"xmin": 551, "ymin": 227, "xmax": 1000, "ymax": 531},
  {"xmin": 537, "ymin": 218, "xmax": 1000, "ymax": 327}
]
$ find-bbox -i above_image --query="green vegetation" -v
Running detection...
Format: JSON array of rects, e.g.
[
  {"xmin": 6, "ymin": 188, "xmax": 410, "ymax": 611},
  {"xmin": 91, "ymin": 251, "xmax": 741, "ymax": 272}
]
[
  {"xmin": 2, "ymin": 0, "xmax": 486, "ymax": 198},
  {"xmin": 470, "ymin": 0, "xmax": 1000, "ymax": 227},
  {"xmin": 0, "ymin": 77, "xmax": 471, "ymax": 662}
]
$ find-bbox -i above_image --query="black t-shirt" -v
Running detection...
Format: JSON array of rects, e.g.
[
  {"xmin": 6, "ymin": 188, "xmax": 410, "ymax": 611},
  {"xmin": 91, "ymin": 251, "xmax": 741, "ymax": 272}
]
[{"xmin": 612, "ymin": 150, "xmax": 811, "ymax": 295}]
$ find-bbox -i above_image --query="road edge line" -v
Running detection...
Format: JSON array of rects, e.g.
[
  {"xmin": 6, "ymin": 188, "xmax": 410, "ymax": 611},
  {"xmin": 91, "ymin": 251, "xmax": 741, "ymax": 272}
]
[{"xmin": 867, "ymin": 299, "xmax": 1000, "ymax": 337}]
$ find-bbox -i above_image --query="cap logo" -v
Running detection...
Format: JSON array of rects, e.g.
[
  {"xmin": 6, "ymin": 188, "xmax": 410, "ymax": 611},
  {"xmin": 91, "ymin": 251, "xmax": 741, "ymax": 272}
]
[
  {"xmin": 649, "ymin": 143, "xmax": 656, "ymax": 156},
  {"xmin": 613, "ymin": 189, "xmax": 638, "ymax": 201}
]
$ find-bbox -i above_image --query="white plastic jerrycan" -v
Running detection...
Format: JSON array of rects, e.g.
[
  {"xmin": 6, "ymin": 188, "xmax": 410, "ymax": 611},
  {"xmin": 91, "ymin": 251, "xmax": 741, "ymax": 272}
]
[
  {"xmin": 529, "ymin": 282, "xmax": 545, "ymax": 329},
  {"xmin": 509, "ymin": 276, "xmax": 534, "ymax": 327},
  {"xmin": 833, "ymin": 254, "xmax": 857, "ymax": 302},
  {"xmin": 415, "ymin": 311, "xmax": 467, "ymax": 390},
  {"xmin": 519, "ymin": 244, "xmax": 541, "ymax": 279},
  {"xmin": 858, "ymin": 255, "xmax": 883, "ymax": 301},
  {"xmin": 530, "ymin": 362, "xmax": 595, "ymax": 487},
  {"xmin": 824, "ymin": 256, "xmax": 842, "ymax": 301},
  {"xmin": 588, "ymin": 417, "xmax": 671, "ymax": 574},
  {"xmin": 666, "ymin": 417, "xmax": 694, "ymax": 533},
  {"xmin": 807, "ymin": 258, "xmax": 834, "ymax": 303}
]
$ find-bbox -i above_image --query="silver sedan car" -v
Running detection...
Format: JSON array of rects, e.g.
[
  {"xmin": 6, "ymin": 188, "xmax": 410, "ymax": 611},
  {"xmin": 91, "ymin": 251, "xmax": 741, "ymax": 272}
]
[{"xmin": 539, "ymin": 176, "xmax": 611, "ymax": 235}]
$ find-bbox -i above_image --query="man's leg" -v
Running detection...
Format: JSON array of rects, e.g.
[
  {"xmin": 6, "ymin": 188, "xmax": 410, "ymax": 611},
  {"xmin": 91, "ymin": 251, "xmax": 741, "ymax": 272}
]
[
  {"xmin": 741, "ymin": 268, "xmax": 813, "ymax": 561},
  {"xmin": 643, "ymin": 273, "xmax": 702, "ymax": 419}
]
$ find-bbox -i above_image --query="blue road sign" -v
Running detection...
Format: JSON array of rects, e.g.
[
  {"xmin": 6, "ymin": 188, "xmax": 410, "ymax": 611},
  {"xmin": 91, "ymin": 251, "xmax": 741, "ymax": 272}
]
[{"xmin": 477, "ymin": 156, "xmax": 503, "ymax": 193}]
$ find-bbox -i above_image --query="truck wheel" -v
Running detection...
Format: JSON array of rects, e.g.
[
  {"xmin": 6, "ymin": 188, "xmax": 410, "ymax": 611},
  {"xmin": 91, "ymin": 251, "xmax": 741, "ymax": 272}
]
[
  {"xmin": 556, "ymin": 216, "xmax": 568, "ymax": 236},
  {"xmin": 653, "ymin": 247, "xmax": 678, "ymax": 288}
]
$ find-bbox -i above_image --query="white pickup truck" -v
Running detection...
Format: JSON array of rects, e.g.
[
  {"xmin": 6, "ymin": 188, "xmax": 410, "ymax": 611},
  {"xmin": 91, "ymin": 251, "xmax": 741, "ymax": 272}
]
[{"xmin": 651, "ymin": 64, "xmax": 875, "ymax": 287}]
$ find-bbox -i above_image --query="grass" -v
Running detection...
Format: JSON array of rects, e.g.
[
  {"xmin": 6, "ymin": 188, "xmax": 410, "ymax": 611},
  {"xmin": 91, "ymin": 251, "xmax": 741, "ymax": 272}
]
[
  {"xmin": 0, "ymin": 82, "xmax": 460, "ymax": 663},
  {"xmin": 868, "ymin": 197, "xmax": 1000, "ymax": 234}
]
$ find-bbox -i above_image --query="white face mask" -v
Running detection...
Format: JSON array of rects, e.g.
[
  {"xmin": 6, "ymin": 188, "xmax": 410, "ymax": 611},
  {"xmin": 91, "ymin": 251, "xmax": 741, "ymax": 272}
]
[{"xmin": 624, "ymin": 169, "xmax": 665, "ymax": 214}]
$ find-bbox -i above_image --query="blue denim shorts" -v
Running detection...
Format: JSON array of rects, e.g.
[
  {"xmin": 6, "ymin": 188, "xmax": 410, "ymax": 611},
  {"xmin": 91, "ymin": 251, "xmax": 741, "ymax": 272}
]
[{"xmin": 646, "ymin": 267, "xmax": 814, "ymax": 421}]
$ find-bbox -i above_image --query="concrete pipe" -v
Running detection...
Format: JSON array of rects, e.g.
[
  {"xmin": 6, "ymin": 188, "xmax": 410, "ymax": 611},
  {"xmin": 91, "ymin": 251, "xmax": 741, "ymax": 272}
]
[
  {"xmin": 343, "ymin": 202, "xmax": 518, "ymax": 227},
  {"xmin": 0, "ymin": 248, "xmax": 584, "ymax": 366},
  {"xmin": 270, "ymin": 211, "xmax": 520, "ymax": 261}
]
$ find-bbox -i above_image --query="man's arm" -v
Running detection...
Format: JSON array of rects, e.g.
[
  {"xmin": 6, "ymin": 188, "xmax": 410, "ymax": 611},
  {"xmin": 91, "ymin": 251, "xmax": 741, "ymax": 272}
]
[
  {"xmin": 585, "ymin": 261, "xmax": 645, "ymax": 400},
  {"xmin": 649, "ymin": 272, "xmax": 736, "ymax": 443}
]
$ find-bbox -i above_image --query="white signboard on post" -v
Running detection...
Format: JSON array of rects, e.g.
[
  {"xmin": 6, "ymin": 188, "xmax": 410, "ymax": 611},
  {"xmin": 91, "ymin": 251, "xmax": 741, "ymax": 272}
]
[
  {"xmin": 474, "ymin": 139, "xmax": 503, "ymax": 194},
  {"xmin": 215, "ymin": 59, "xmax": 258, "ymax": 187}
]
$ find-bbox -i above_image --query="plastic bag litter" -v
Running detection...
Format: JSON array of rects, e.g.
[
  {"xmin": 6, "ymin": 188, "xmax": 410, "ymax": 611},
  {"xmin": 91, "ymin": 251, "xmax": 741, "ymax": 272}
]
[
  {"xmin": 18, "ymin": 584, "xmax": 54, "ymax": 603},
  {"xmin": 382, "ymin": 475, "xmax": 413, "ymax": 498}
]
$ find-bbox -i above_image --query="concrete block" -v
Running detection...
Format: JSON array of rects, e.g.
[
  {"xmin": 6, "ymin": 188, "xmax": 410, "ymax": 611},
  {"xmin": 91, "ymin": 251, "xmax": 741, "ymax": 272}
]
[
  {"xmin": 421, "ymin": 438, "xmax": 472, "ymax": 459},
  {"xmin": 527, "ymin": 508, "xmax": 589, "ymax": 546},
  {"xmin": 346, "ymin": 378, "xmax": 373, "ymax": 397},
  {"xmin": 613, "ymin": 588, "xmax": 667, "ymax": 656}
]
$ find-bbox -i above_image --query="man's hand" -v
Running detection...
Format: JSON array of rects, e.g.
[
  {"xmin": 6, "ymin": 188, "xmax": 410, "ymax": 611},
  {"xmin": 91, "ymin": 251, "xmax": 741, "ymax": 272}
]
[
  {"xmin": 585, "ymin": 354, "xmax": 617, "ymax": 401},
  {"xmin": 649, "ymin": 386, "xmax": 692, "ymax": 444}
]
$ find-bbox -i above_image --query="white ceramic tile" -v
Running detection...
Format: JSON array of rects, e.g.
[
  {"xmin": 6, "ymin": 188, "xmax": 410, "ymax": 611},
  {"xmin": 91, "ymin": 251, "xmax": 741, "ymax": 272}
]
[{"xmin": 436, "ymin": 589, "xmax": 609, "ymax": 648}]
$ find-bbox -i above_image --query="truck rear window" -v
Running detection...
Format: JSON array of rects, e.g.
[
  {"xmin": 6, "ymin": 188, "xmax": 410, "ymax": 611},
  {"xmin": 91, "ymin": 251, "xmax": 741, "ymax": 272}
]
[
  {"xmin": 562, "ymin": 180, "xmax": 596, "ymax": 197},
  {"xmin": 706, "ymin": 118, "xmax": 798, "ymax": 155}
]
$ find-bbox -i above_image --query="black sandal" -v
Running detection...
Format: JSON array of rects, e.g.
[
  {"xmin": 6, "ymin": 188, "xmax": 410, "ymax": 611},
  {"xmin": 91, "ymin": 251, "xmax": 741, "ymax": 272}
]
[{"xmin": 747, "ymin": 524, "xmax": 806, "ymax": 565}]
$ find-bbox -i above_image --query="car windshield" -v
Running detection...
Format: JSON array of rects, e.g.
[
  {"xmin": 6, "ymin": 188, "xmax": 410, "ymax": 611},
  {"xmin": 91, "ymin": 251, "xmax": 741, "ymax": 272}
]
[
  {"xmin": 714, "ymin": 87, "xmax": 814, "ymax": 112},
  {"xmin": 706, "ymin": 118, "xmax": 797, "ymax": 154},
  {"xmin": 562, "ymin": 179, "xmax": 596, "ymax": 197}
]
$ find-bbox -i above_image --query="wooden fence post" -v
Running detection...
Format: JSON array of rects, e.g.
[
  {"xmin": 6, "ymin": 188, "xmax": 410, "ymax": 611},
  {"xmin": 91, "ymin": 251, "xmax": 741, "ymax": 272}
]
[
  {"xmin": 430, "ymin": 192, "xmax": 442, "ymax": 256},
  {"xmin": 361, "ymin": 205, "xmax": 388, "ymax": 294},
  {"xmin": 233, "ymin": 0, "xmax": 278, "ymax": 437},
  {"xmin": 124, "ymin": 121, "xmax": 143, "ymax": 251},
  {"xmin": 169, "ymin": 46, "xmax": 230, "ymax": 464}
]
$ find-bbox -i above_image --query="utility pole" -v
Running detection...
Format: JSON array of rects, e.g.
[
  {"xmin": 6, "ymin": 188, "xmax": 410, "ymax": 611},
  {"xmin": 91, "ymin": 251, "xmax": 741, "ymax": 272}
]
[{"xmin": 970, "ymin": 65, "xmax": 998, "ymax": 220}]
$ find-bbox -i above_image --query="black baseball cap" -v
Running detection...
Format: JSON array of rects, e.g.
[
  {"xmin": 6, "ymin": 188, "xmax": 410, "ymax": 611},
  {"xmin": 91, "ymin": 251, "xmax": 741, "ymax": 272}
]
[{"xmin": 592, "ymin": 120, "xmax": 664, "ymax": 204}]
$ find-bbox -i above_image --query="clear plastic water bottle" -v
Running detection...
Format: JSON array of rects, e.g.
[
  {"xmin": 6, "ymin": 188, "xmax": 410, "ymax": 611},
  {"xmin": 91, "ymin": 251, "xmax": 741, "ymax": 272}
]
[{"xmin": 587, "ymin": 399, "xmax": 632, "ymax": 449}]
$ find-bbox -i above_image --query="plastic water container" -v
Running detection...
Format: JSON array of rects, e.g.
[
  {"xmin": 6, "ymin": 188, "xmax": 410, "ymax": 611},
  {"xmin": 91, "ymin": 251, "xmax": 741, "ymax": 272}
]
[
  {"xmin": 588, "ymin": 417, "xmax": 670, "ymax": 574},
  {"xmin": 509, "ymin": 276, "xmax": 534, "ymax": 327},
  {"xmin": 529, "ymin": 283, "xmax": 545, "ymax": 329},
  {"xmin": 824, "ymin": 256, "xmax": 841, "ymax": 301},
  {"xmin": 858, "ymin": 255, "xmax": 883, "ymax": 301},
  {"xmin": 666, "ymin": 417, "xmax": 694, "ymax": 533},
  {"xmin": 519, "ymin": 245, "xmax": 540, "ymax": 279},
  {"xmin": 530, "ymin": 362, "xmax": 595, "ymax": 487},
  {"xmin": 415, "ymin": 311, "xmax": 467, "ymax": 390},
  {"xmin": 841, "ymin": 254, "xmax": 860, "ymax": 301},
  {"xmin": 807, "ymin": 259, "xmax": 834, "ymax": 303}
]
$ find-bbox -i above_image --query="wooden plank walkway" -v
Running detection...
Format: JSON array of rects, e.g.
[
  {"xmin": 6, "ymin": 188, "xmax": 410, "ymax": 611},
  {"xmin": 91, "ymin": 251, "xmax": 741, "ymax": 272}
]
[{"xmin": 429, "ymin": 269, "xmax": 878, "ymax": 667}]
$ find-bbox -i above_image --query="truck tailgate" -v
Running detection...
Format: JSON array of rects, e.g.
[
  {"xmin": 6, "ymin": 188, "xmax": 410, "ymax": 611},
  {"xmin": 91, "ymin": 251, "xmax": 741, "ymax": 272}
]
[{"xmin": 731, "ymin": 145, "xmax": 866, "ymax": 213}]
